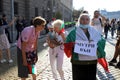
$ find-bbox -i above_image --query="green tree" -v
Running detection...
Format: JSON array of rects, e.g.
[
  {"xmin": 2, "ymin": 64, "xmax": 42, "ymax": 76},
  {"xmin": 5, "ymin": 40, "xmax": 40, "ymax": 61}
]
[
  {"xmin": 54, "ymin": 11, "xmax": 62, "ymax": 19},
  {"xmin": 72, "ymin": 7, "xmax": 84, "ymax": 21}
]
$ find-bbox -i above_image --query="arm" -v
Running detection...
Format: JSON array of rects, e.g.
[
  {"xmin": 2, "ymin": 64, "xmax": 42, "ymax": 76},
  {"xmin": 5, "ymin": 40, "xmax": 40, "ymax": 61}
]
[
  {"xmin": 60, "ymin": 32, "xmax": 66, "ymax": 42},
  {"xmin": 100, "ymin": 14, "xmax": 106, "ymax": 21},
  {"xmin": 91, "ymin": 19, "xmax": 94, "ymax": 26},
  {"xmin": 20, "ymin": 28, "xmax": 30, "ymax": 66},
  {"xmin": 8, "ymin": 17, "xmax": 16, "ymax": 26}
]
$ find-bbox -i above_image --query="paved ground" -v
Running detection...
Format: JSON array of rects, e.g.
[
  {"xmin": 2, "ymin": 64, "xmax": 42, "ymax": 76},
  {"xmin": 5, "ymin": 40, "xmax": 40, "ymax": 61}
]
[{"xmin": 0, "ymin": 28, "xmax": 120, "ymax": 80}]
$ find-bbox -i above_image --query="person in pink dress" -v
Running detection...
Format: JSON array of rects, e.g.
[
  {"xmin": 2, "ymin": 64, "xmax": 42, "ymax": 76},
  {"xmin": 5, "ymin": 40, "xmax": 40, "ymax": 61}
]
[{"xmin": 17, "ymin": 16, "xmax": 46, "ymax": 80}]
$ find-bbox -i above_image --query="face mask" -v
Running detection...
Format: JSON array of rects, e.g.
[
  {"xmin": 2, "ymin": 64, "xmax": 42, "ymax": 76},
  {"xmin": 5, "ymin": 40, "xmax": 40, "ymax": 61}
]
[{"xmin": 79, "ymin": 24, "xmax": 90, "ymax": 29}]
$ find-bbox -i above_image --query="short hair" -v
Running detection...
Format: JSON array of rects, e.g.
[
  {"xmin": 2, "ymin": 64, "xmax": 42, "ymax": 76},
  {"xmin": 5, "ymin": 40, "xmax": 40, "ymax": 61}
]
[
  {"xmin": 52, "ymin": 19, "xmax": 64, "ymax": 28},
  {"xmin": 94, "ymin": 10, "xmax": 99, "ymax": 14},
  {"xmin": 82, "ymin": 10, "xmax": 88, "ymax": 14},
  {"xmin": 33, "ymin": 16, "xmax": 46, "ymax": 27}
]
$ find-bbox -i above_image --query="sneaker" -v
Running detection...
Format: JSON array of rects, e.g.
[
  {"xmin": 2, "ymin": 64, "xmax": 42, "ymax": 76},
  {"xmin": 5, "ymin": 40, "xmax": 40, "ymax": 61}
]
[
  {"xmin": 8, "ymin": 59, "xmax": 13, "ymax": 63},
  {"xmin": 109, "ymin": 59, "xmax": 117, "ymax": 63},
  {"xmin": 0, "ymin": 59, "xmax": 7, "ymax": 63},
  {"xmin": 115, "ymin": 62, "xmax": 120, "ymax": 68}
]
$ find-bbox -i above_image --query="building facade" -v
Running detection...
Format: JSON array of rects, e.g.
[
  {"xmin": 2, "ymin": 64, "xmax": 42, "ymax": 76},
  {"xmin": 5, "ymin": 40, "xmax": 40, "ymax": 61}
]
[
  {"xmin": 0, "ymin": 0, "xmax": 73, "ymax": 42},
  {"xmin": 100, "ymin": 10, "xmax": 120, "ymax": 20},
  {"xmin": 0, "ymin": 0, "xmax": 73, "ymax": 21}
]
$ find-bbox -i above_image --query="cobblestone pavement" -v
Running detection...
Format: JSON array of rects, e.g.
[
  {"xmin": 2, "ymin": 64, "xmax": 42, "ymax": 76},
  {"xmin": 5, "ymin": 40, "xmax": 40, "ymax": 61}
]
[{"xmin": 0, "ymin": 30, "xmax": 120, "ymax": 80}]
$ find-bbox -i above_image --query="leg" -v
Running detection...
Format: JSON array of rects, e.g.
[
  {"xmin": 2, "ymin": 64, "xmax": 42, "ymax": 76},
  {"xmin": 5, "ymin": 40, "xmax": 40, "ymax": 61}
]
[
  {"xmin": 113, "ymin": 46, "xmax": 119, "ymax": 59},
  {"xmin": 21, "ymin": 78, "xmax": 26, "ymax": 80},
  {"xmin": 109, "ymin": 45, "xmax": 119, "ymax": 63},
  {"xmin": 57, "ymin": 52, "xmax": 64, "ymax": 80},
  {"xmin": 6, "ymin": 48, "xmax": 11, "ymax": 60},
  {"xmin": 87, "ymin": 64, "xmax": 97, "ymax": 80},
  {"xmin": 72, "ymin": 64, "xmax": 85, "ymax": 80},
  {"xmin": 17, "ymin": 47, "xmax": 29, "ymax": 78},
  {"xmin": 72, "ymin": 63, "xmax": 97, "ymax": 80},
  {"xmin": 111, "ymin": 28, "xmax": 114, "ymax": 38},
  {"xmin": 115, "ymin": 48, "xmax": 120, "ymax": 68},
  {"xmin": 5, "ymin": 29, "xmax": 11, "ymax": 43},
  {"xmin": 105, "ymin": 32, "xmax": 107, "ymax": 39},
  {"xmin": 49, "ymin": 48, "xmax": 58, "ymax": 79},
  {"xmin": 0, "ymin": 49, "xmax": 2, "ymax": 60},
  {"xmin": 32, "ymin": 74, "xmax": 36, "ymax": 80}
]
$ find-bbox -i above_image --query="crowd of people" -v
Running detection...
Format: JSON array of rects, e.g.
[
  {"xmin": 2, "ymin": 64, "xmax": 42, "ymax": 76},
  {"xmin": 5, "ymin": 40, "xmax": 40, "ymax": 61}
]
[{"xmin": 0, "ymin": 10, "xmax": 120, "ymax": 80}]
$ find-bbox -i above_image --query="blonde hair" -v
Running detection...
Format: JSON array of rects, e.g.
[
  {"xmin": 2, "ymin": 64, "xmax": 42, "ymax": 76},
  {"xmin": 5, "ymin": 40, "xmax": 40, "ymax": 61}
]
[{"xmin": 52, "ymin": 19, "xmax": 64, "ymax": 28}]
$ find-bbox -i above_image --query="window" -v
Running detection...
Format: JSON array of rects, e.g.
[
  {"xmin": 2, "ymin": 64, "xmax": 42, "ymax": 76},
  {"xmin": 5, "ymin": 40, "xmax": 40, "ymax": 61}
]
[
  {"xmin": 14, "ymin": 2, "xmax": 18, "ymax": 15},
  {"xmin": 0, "ymin": 0, "xmax": 3, "ymax": 12},
  {"xmin": 35, "ymin": 7, "xmax": 38, "ymax": 17},
  {"xmin": 53, "ymin": 0, "xmax": 55, "ymax": 6}
]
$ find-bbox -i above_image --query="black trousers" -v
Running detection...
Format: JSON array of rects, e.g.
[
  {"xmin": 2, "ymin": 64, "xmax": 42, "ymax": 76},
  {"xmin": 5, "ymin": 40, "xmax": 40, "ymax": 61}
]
[
  {"xmin": 17, "ymin": 47, "xmax": 29, "ymax": 78},
  {"xmin": 72, "ymin": 63, "xmax": 97, "ymax": 80}
]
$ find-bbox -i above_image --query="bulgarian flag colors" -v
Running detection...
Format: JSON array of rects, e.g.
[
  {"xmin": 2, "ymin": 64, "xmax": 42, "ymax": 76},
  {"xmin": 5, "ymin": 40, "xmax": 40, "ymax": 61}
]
[
  {"xmin": 58, "ymin": 23, "xmax": 65, "ymax": 35},
  {"xmin": 64, "ymin": 42, "xmax": 109, "ymax": 72}
]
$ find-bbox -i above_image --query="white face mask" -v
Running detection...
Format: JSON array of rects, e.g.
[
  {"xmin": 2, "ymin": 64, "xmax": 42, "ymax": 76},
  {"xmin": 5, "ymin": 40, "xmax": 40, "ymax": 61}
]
[{"xmin": 79, "ymin": 24, "xmax": 90, "ymax": 29}]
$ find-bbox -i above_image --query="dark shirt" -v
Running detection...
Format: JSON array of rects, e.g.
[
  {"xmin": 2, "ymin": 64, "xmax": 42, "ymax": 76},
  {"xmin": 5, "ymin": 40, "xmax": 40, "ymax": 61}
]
[
  {"xmin": 104, "ymin": 23, "xmax": 111, "ymax": 32},
  {"xmin": 0, "ymin": 25, "xmax": 9, "ymax": 35}
]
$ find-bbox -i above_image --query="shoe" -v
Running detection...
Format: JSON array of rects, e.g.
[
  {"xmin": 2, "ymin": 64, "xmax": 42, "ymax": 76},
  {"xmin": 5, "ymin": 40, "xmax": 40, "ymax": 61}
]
[
  {"xmin": 109, "ymin": 59, "xmax": 117, "ymax": 63},
  {"xmin": 0, "ymin": 59, "xmax": 7, "ymax": 63},
  {"xmin": 8, "ymin": 59, "xmax": 13, "ymax": 63},
  {"xmin": 115, "ymin": 62, "xmax": 120, "ymax": 68}
]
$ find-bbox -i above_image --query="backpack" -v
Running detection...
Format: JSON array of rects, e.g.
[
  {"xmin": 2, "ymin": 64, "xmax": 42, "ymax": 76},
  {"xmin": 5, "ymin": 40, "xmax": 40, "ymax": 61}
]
[{"xmin": 99, "ymin": 18, "xmax": 104, "ymax": 27}]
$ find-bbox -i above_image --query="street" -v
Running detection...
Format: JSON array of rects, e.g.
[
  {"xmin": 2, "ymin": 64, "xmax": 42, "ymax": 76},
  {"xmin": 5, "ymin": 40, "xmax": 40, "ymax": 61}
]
[{"xmin": 0, "ymin": 27, "xmax": 120, "ymax": 80}]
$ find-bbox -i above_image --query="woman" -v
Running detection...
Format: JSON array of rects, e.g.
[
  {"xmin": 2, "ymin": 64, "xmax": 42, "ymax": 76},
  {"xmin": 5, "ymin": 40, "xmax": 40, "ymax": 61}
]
[
  {"xmin": 0, "ymin": 18, "xmax": 15, "ymax": 63},
  {"xmin": 65, "ymin": 13, "xmax": 103, "ymax": 80},
  {"xmin": 17, "ymin": 16, "xmax": 46, "ymax": 80},
  {"xmin": 47, "ymin": 20, "xmax": 66, "ymax": 80},
  {"xmin": 110, "ymin": 19, "xmax": 116, "ymax": 39}
]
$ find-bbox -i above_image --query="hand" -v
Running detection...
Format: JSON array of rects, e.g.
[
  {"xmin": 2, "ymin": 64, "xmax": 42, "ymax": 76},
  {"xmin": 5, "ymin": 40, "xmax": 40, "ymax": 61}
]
[
  {"xmin": 23, "ymin": 60, "xmax": 27, "ymax": 66},
  {"xmin": 118, "ymin": 45, "xmax": 120, "ymax": 49}
]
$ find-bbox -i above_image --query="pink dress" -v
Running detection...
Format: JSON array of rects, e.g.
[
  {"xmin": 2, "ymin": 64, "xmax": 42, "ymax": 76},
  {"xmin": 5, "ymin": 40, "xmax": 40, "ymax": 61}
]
[
  {"xmin": 17, "ymin": 26, "xmax": 40, "ymax": 52},
  {"xmin": 17, "ymin": 26, "xmax": 40, "ymax": 75}
]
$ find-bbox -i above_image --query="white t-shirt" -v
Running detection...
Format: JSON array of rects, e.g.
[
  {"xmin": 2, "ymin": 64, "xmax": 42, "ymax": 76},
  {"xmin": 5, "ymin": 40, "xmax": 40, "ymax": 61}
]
[{"xmin": 92, "ymin": 18, "xmax": 103, "ymax": 34}]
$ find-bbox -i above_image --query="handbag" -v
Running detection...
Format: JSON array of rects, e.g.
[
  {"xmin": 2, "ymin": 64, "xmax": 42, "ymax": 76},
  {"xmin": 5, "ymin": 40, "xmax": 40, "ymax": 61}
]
[{"xmin": 26, "ymin": 50, "xmax": 38, "ymax": 64}]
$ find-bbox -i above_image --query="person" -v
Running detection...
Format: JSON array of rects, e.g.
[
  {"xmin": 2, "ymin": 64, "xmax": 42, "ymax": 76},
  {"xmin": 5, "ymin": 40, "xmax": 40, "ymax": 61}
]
[
  {"xmin": 47, "ymin": 19, "xmax": 66, "ymax": 80},
  {"xmin": 91, "ymin": 10, "xmax": 106, "ymax": 35},
  {"xmin": 110, "ymin": 19, "xmax": 116, "ymax": 39},
  {"xmin": 109, "ymin": 36, "xmax": 120, "ymax": 68},
  {"xmin": 21, "ymin": 16, "xmax": 28, "ymax": 28},
  {"xmin": 104, "ymin": 19, "xmax": 111, "ymax": 39},
  {"xmin": 0, "ymin": 18, "xmax": 15, "ymax": 63},
  {"xmin": 82, "ymin": 10, "xmax": 89, "ymax": 14},
  {"xmin": 65, "ymin": 13, "xmax": 104, "ymax": 80},
  {"xmin": 17, "ymin": 16, "xmax": 46, "ymax": 80},
  {"xmin": 2, "ymin": 14, "xmax": 12, "ymax": 43},
  {"xmin": 45, "ymin": 20, "xmax": 49, "ymax": 34},
  {"xmin": 16, "ymin": 16, "xmax": 24, "ymax": 40},
  {"xmin": 116, "ymin": 20, "xmax": 120, "ymax": 38}
]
